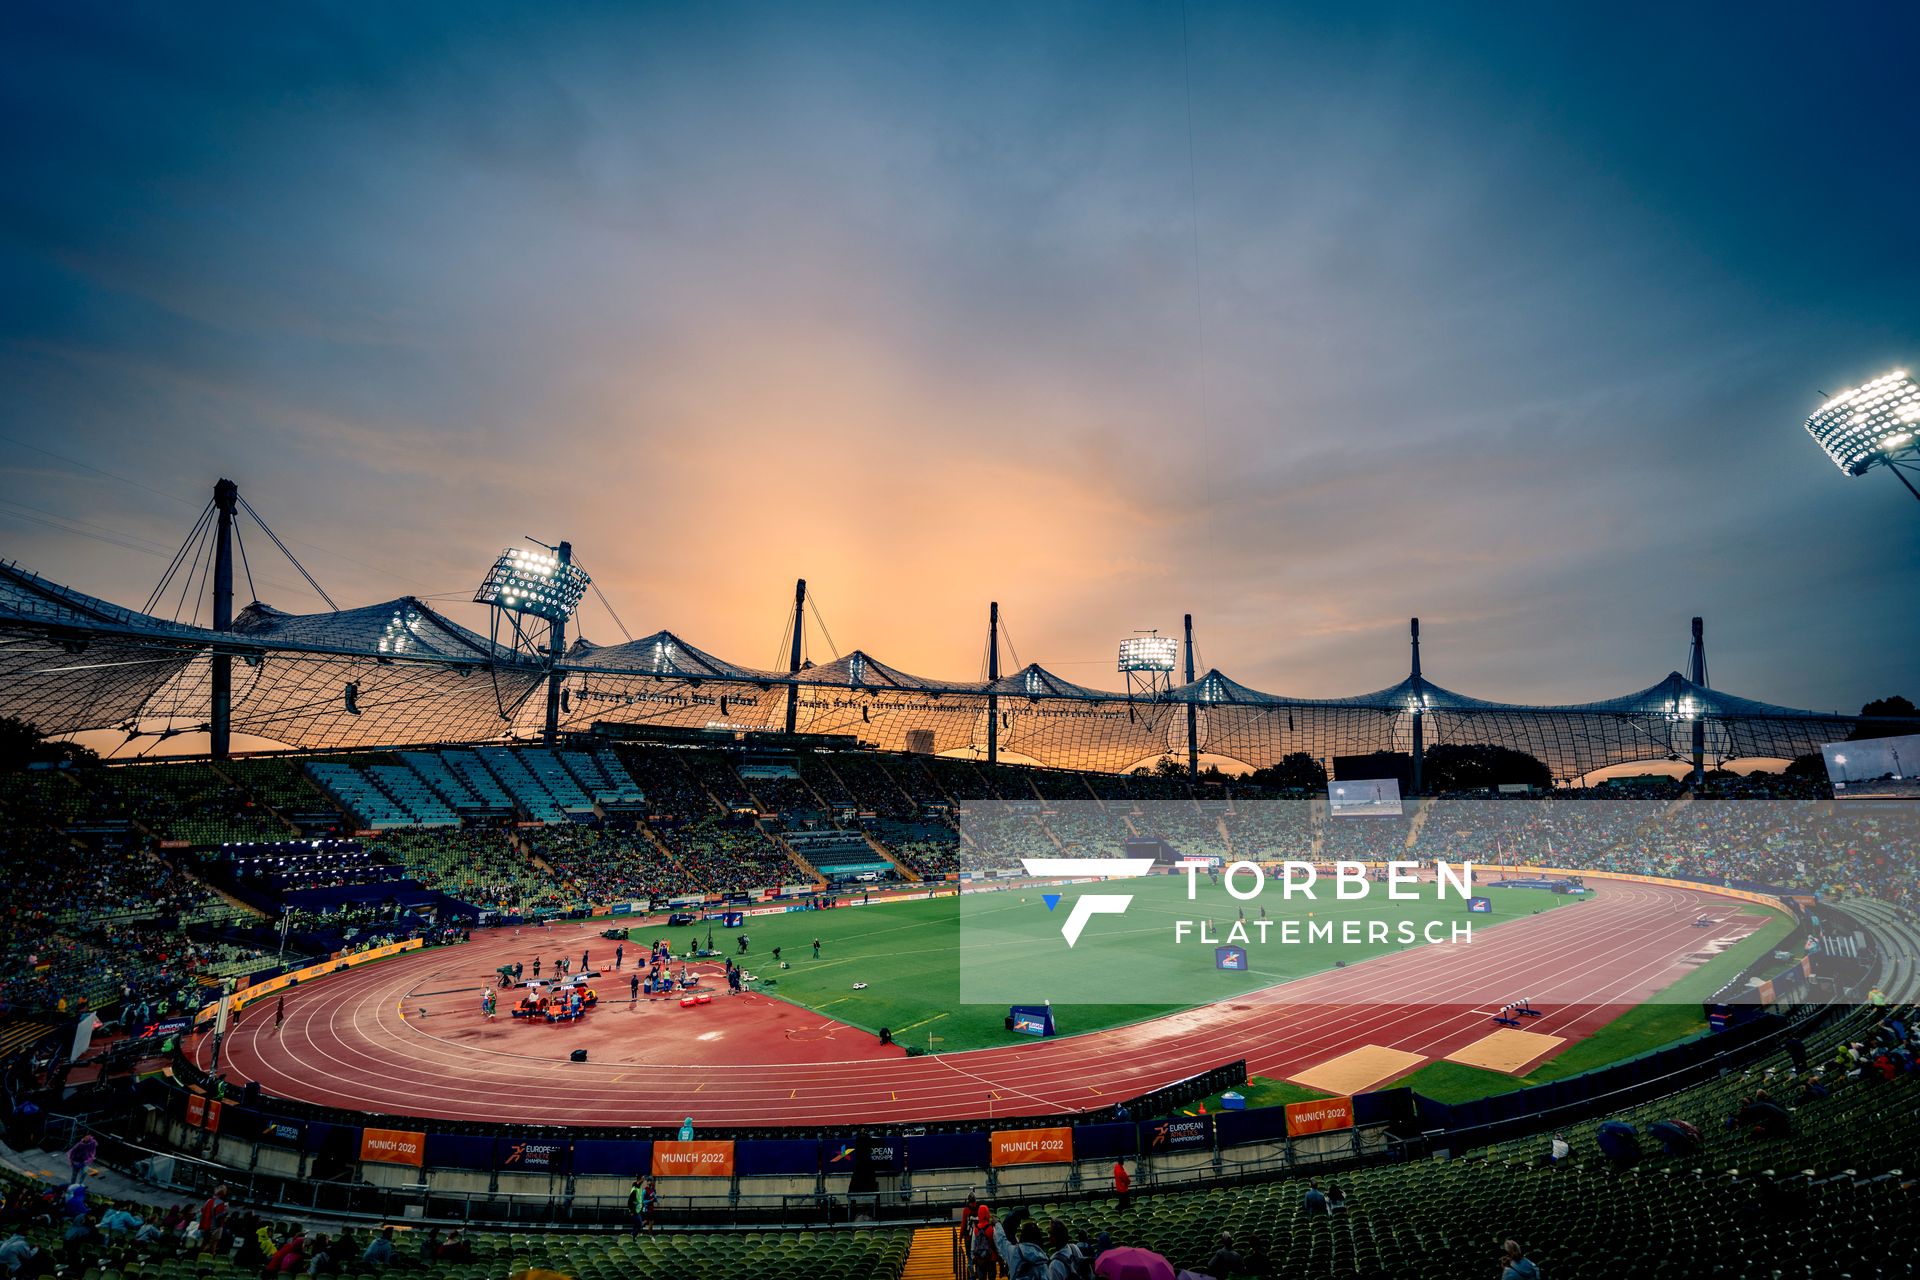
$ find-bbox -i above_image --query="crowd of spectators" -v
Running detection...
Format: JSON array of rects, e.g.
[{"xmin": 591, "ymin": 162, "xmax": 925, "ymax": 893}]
[
  {"xmin": 4, "ymin": 744, "xmax": 1912, "ymax": 1024},
  {"xmin": 810, "ymin": 752, "xmax": 916, "ymax": 818},
  {"xmin": 372, "ymin": 828, "xmax": 567, "ymax": 915},
  {"xmin": 525, "ymin": 825, "xmax": 673, "ymax": 904},
  {"xmin": 0, "ymin": 1174, "xmax": 472, "ymax": 1279},
  {"xmin": 655, "ymin": 818, "xmax": 796, "ymax": 894}
]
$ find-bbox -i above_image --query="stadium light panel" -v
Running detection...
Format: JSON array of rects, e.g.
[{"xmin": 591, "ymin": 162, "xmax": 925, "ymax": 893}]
[
  {"xmin": 1117, "ymin": 635, "xmax": 1180, "ymax": 672},
  {"xmin": 473, "ymin": 546, "xmax": 591, "ymax": 623},
  {"xmin": 1805, "ymin": 369, "xmax": 1920, "ymax": 476}
]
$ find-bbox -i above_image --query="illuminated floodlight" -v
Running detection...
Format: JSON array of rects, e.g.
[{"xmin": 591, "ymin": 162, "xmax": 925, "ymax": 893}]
[
  {"xmin": 1805, "ymin": 370, "xmax": 1920, "ymax": 501},
  {"xmin": 473, "ymin": 546, "xmax": 591, "ymax": 623},
  {"xmin": 1117, "ymin": 635, "xmax": 1180, "ymax": 673}
]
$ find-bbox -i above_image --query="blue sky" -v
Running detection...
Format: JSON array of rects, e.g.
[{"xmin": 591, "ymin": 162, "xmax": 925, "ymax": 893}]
[{"xmin": 1, "ymin": 2, "xmax": 1915, "ymax": 712}]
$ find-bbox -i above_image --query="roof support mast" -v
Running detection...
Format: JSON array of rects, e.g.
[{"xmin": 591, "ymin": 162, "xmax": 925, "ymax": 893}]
[
  {"xmin": 541, "ymin": 540, "xmax": 572, "ymax": 746},
  {"xmin": 1409, "ymin": 617, "xmax": 1424, "ymax": 796},
  {"xmin": 1690, "ymin": 616, "xmax": 1707, "ymax": 787},
  {"xmin": 987, "ymin": 601, "xmax": 1000, "ymax": 766},
  {"xmin": 209, "ymin": 478, "xmax": 238, "ymax": 759},
  {"xmin": 1184, "ymin": 613, "xmax": 1199, "ymax": 777},
  {"xmin": 785, "ymin": 578, "xmax": 806, "ymax": 734}
]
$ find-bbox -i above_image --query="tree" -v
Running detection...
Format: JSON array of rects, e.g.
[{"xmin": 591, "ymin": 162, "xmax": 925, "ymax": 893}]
[
  {"xmin": 1420, "ymin": 743, "xmax": 1552, "ymax": 793},
  {"xmin": 0, "ymin": 715, "xmax": 97, "ymax": 773},
  {"xmin": 1783, "ymin": 752, "xmax": 1827, "ymax": 781},
  {"xmin": 1152, "ymin": 755, "xmax": 1187, "ymax": 778},
  {"xmin": 1249, "ymin": 752, "xmax": 1328, "ymax": 793},
  {"xmin": 1847, "ymin": 695, "xmax": 1920, "ymax": 741}
]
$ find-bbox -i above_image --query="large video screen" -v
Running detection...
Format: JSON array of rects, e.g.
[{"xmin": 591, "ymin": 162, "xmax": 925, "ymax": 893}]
[
  {"xmin": 1328, "ymin": 777, "xmax": 1403, "ymax": 817},
  {"xmin": 1823, "ymin": 733, "xmax": 1920, "ymax": 799}
]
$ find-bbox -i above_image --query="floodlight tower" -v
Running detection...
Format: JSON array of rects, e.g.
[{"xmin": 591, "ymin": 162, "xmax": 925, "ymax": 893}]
[
  {"xmin": 1118, "ymin": 630, "xmax": 1180, "ymax": 768},
  {"xmin": 473, "ymin": 541, "xmax": 592, "ymax": 744},
  {"xmin": 1804, "ymin": 369, "xmax": 1920, "ymax": 503},
  {"xmin": 1118, "ymin": 632, "xmax": 1179, "ymax": 701}
]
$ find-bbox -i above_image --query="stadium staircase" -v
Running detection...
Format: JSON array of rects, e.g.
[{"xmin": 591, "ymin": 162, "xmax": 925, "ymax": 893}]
[
  {"xmin": 1403, "ymin": 795, "xmax": 1433, "ymax": 845},
  {"xmin": 824, "ymin": 752, "xmax": 920, "ymax": 813},
  {"xmin": 0, "ymin": 1019, "xmax": 55, "ymax": 1060},
  {"xmin": 1838, "ymin": 894, "xmax": 1920, "ymax": 996},
  {"xmin": 634, "ymin": 822, "xmax": 692, "ymax": 878},
  {"xmin": 763, "ymin": 826, "xmax": 828, "ymax": 889},
  {"xmin": 864, "ymin": 830, "xmax": 922, "ymax": 881},
  {"xmin": 305, "ymin": 761, "xmax": 414, "ymax": 828},
  {"xmin": 900, "ymin": 1226, "xmax": 957, "ymax": 1280},
  {"xmin": 198, "ymin": 760, "xmax": 302, "ymax": 838}
]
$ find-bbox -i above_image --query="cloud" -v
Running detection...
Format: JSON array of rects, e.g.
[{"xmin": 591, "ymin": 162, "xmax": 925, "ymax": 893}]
[{"xmin": 1, "ymin": 2, "xmax": 1915, "ymax": 718}]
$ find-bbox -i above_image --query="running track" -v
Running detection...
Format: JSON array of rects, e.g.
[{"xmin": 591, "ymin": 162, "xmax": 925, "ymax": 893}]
[{"xmin": 192, "ymin": 880, "xmax": 1762, "ymax": 1127}]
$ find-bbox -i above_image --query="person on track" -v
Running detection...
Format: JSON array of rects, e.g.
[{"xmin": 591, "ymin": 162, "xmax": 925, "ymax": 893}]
[
  {"xmin": 274, "ymin": 996, "xmax": 286, "ymax": 1034},
  {"xmin": 630, "ymin": 973, "xmax": 639, "ymax": 1006}
]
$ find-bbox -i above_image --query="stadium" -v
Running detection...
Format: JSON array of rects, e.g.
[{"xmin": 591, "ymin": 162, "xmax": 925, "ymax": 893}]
[
  {"xmin": 0, "ymin": 481, "xmax": 1916, "ymax": 1280},
  {"xmin": 5, "ymin": 7, "xmax": 1920, "ymax": 1280}
]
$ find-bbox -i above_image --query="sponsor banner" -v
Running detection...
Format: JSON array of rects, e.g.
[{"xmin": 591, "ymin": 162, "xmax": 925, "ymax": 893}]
[
  {"xmin": 360, "ymin": 1127, "xmax": 427, "ymax": 1167},
  {"xmin": 138, "ymin": 1015, "xmax": 193, "ymax": 1042},
  {"xmin": 423, "ymin": 1133, "xmax": 493, "ymax": 1170},
  {"xmin": 651, "ymin": 1140, "xmax": 735, "ymax": 1177},
  {"xmin": 1009, "ymin": 1004, "xmax": 1056, "ymax": 1037},
  {"xmin": 990, "ymin": 1127, "xmax": 1074, "ymax": 1167},
  {"xmin": 1516, "ymin": 867, "xmax": 1789, "ymax": 914},
  {"xmin": 1146, "ymin": 1115, "xmax": 1212, "ymax": 1153},
  {"xmin": 1215, "ymin": 1105, "xmax": 1290, "ymax": 1147},
  {"xmin": 571, "ymin": 1139, "xmax": 652, "ymax": 1176},
  {"xmin": 184, "ymin": 1094, "xmax": 221, "ymax": 1133},
  {"xmin": 908, "ymin": 1131, "xmax": 991, "ymax": 1171},
  {"xmin": 734, "ymin": 1139, "xmax": 821, "ymax": 1177},
  {"xmin": 196, "ymin": 939, "xmax": 425, "ymax": 1023},
  {"xmin": 1068, "ymin": 1122, "xmax": 1138, "ymax": 1162},
  {"xmin": 1285, "ymin": 1096, "xmax": 1354, "ymax": 1137},
  {"xmin": 496, "ymin": 1137, "xmax": 570, "ymax": 1173},
  {"xmin": 257, "ymin": 1116, "xmax": 305, "ymax": 1147},
  {"xmin": 825, "ymin": 1133, "xmax": 904, "ymax": 1174}
]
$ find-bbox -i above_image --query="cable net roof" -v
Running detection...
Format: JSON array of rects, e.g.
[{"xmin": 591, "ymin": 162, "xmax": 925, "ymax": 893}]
[{"xmin": 0, "ymin": 562, "xmax": 1870, "ymax": 777}]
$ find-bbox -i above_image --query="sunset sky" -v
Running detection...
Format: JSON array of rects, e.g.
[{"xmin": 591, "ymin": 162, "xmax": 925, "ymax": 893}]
[{"xmin": 2, "ymin": 2, "xmax": 1916, "ymax": 714}]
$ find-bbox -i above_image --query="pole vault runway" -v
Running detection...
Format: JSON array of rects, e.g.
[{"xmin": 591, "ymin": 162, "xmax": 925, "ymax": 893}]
[{"xmin": 192, "ymin": 880, "xmax": 1764, "ymax": 1127}]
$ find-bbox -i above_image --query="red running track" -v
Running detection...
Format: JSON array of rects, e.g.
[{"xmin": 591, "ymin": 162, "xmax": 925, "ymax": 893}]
[{"xmin": 191, "ymin": 879, "xmax": 1761, "ymax": 1127}]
